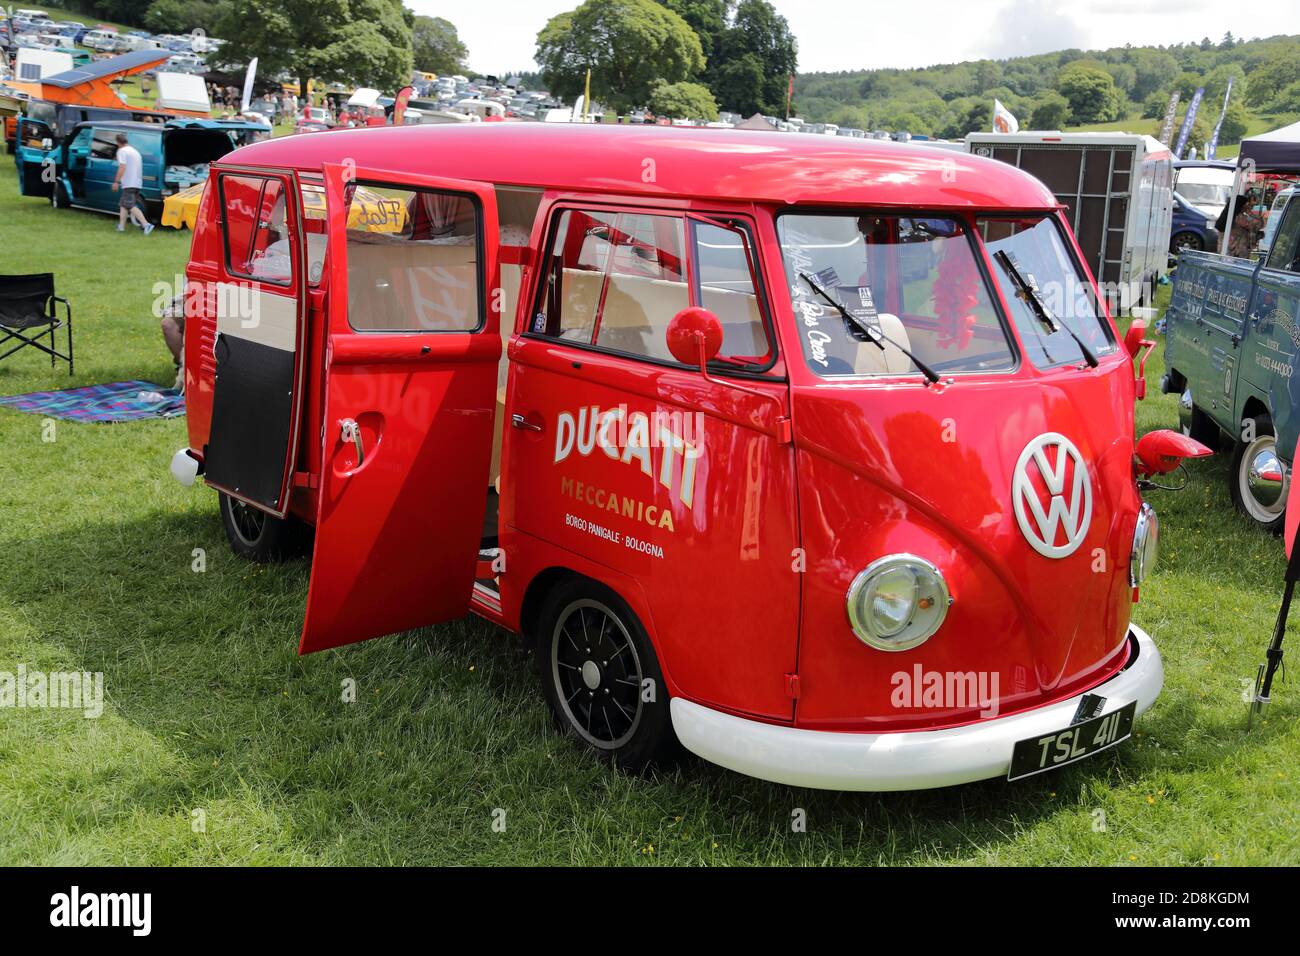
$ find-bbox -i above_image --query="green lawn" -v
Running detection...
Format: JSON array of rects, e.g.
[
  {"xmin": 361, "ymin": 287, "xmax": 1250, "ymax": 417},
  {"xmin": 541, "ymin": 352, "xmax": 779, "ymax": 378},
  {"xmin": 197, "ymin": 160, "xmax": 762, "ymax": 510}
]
[{"xmin": 1, "ymin": 171, "xmax": 1298, "ymax": 866}]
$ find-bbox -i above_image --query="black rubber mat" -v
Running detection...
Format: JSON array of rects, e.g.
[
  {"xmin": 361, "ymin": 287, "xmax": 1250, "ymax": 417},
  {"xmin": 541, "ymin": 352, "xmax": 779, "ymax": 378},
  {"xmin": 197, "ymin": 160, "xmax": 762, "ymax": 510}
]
[{"xmin": 205, "ymin": 333, "xmax": 295, "ymax": 510}]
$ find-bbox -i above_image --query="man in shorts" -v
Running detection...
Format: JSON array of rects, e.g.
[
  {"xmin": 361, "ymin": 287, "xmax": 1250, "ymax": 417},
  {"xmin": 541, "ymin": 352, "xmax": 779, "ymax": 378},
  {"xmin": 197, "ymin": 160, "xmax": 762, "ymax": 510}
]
[{"xmin": 111, "ymin": 133, "xmax": 154, "ymax": 235}]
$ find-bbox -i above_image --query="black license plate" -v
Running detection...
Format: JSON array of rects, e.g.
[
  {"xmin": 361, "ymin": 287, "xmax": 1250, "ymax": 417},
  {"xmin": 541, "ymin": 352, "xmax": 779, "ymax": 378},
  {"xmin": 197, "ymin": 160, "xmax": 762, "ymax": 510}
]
[{"xmin": 1007, "ymin": 700, "xmax": 1137, "ymax": 781}]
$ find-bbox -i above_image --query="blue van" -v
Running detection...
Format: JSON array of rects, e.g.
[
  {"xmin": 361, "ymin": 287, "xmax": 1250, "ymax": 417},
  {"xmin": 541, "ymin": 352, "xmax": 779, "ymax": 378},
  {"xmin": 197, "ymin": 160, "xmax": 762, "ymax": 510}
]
[
  {"xmin": 1170, "ymin": 190, "xmax": 1220, "ymax": 253},
  {"xmin": 19, "ymin": 117, "xmax": 269, "ymax": 220}
]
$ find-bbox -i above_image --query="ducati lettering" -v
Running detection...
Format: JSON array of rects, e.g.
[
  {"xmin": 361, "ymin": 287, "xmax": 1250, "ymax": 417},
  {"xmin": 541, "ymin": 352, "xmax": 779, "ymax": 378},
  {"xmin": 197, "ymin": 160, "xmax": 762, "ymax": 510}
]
[{"xmin": 554, "ymin": 405, "xmax": 702, "ymax": 512}]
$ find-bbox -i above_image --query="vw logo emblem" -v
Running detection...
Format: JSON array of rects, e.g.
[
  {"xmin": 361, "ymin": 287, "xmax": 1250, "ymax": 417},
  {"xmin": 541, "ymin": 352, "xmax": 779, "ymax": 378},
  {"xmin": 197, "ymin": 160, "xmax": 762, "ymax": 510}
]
[{"xmin": 1012, "ymin": 432, "xmax": 1093, "ymax": 558}]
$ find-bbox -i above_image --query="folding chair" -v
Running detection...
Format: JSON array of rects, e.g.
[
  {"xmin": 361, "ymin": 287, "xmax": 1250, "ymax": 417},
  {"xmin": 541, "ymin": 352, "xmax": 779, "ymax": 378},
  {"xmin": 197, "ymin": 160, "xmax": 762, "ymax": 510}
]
[{"xmin": 0, "ymin": 273, "xmax": 74, "ymax": 375}]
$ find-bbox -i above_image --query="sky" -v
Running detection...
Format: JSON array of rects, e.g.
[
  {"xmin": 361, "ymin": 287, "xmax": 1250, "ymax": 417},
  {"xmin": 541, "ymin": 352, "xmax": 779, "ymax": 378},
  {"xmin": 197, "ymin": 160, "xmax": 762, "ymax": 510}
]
[{"xmin": 411, "ymin": 0, "xmax": 1300, "ymax": 76}]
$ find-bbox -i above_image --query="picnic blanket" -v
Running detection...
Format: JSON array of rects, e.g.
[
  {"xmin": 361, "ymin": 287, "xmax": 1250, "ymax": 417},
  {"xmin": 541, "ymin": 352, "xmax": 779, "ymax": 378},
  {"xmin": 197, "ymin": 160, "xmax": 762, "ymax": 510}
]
[{"xmin": 0, "ymin": 380, "xmax": 184, "ymax": 422}]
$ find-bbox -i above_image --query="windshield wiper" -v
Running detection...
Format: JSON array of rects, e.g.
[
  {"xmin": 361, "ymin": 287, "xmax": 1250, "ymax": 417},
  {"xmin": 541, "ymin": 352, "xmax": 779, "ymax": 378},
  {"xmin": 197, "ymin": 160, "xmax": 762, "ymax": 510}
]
[
  {"xmin": 799, "ymin": 273, "xmax": 941, "ymax": 385},
  {"xmin": 992, "ymin": 250, "xmax": 1098, "ymax": 369}
]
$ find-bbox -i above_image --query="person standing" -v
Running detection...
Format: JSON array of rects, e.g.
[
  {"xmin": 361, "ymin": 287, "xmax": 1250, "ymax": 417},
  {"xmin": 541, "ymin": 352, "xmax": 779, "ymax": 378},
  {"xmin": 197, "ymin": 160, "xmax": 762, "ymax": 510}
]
[{"xmin": 111, "ymin": 133, "xmax": 153, "ymax": 235}]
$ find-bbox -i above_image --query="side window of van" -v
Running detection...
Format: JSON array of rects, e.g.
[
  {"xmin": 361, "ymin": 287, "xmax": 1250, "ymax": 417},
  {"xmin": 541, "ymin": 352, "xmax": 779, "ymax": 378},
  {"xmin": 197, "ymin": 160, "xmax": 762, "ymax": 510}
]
[
  {"xmin": 532, "ymin": 207, "xmax": 773, "ymax": 368},
  {"xmin": 1266, "ymin": 199, "xmax": 1300, "ymax": 274},
  {"xmin": 220, "ymin": 174, "xmax": 293, "ymax": 286},
  {"xmin": 90, "ymin": 129, "xmax": 118, "ymax": 160},
  {"xmin": 298, "ymin": 182, "xmax": 329, "ymax": 285},
  {"xmin": 344, "ymin": 184, "xmax": 483, "ymax": 333}
]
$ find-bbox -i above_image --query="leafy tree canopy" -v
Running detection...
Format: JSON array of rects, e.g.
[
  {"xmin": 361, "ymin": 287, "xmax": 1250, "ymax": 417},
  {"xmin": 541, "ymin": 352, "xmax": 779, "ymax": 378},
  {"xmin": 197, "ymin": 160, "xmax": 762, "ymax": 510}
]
[
  {"xmin": 536, "ymin": 0, "xmax": 704, "ymax": 111},
  {"xmin": 412, "ymin": 16, "xmax": 469, "ymax": 76},
  {"xmin": 649, "ymin": 80, "xmax": 719, "ymax": 120},
  {"xmin": 212, "ymin": 0, "xmax": 414, "ymax": 95}
]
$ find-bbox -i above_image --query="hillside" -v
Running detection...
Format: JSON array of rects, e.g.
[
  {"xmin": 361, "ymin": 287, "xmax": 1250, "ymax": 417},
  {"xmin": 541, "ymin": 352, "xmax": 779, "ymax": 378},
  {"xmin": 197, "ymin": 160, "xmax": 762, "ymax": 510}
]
[{"xmin": 795, "ymin": 33, "xmax": 1300, "ymax": 154}]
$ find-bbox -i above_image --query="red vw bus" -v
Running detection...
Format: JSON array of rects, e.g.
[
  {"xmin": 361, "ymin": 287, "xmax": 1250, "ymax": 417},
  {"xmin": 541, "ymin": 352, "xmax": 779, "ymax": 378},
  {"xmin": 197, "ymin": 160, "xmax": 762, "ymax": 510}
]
[{"xmin": 170, "ymin": 124, "xmax": 1202, "ymax": 790}]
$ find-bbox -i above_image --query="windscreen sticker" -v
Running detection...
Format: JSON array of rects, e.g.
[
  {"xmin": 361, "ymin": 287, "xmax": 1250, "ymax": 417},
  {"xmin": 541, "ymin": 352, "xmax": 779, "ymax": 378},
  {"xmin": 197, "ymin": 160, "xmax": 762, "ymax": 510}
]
[
  {"xmin": 837, "ymin": 284, "xmax": 880, "ymax": 340},
  {"xmin": 785, "ymin": 239, "xmax": 834, "ymax": 370},
  {"xmin": 813, "ymin": 266, "xmax": 842, "ymax": 289}
]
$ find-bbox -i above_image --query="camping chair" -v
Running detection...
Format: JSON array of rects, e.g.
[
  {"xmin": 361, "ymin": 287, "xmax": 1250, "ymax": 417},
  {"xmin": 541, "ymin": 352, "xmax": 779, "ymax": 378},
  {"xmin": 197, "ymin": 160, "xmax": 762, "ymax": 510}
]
[{"xmin": 0, "ymin": 273, "xmax": 74, "ymax": 375}]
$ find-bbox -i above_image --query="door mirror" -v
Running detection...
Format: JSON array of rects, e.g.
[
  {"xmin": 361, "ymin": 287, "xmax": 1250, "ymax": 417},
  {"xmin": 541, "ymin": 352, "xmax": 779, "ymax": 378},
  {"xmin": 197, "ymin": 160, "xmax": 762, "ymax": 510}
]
[
  {"xmin": 1123, "ymin": 318, "xmax": 1156, "ymax": 399},
  {"xmin": 667, "ymin": 306, "xmax": 723, "ymax": 368},
  {"xmin": 1123, "ymin": 318, "xmax": 1148, "ymax": 358}
]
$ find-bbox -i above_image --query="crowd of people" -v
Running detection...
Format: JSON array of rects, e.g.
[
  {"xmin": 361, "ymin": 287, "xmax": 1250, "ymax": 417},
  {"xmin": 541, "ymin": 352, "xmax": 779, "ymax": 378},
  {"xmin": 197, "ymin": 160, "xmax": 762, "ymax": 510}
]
[{"xmin": 205, "ymin": 83, "xmax": 300, "ymax": 121}]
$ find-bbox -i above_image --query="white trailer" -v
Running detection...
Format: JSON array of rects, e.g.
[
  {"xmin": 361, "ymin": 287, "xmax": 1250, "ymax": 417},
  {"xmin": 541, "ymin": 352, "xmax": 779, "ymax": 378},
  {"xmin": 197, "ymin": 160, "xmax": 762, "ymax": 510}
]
[
  {"xmin": 13, "ymin": 47, "xmax": 73, "ymax": 82},
  {"xmin": 966, "ymin": 131, "xmax": 1174, "ymax": 313}
]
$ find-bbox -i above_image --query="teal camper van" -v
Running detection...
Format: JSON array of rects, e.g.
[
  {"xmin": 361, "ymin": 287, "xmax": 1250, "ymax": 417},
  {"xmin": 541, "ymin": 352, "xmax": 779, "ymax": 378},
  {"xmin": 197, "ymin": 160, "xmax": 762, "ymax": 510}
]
[
  {"xmin": 1162, "ymin": 190, "xmax": 1300, "ymax": 531},
  {"xmin": 17, "ymin": 116, "xmax": 269, "ymax": 221}
]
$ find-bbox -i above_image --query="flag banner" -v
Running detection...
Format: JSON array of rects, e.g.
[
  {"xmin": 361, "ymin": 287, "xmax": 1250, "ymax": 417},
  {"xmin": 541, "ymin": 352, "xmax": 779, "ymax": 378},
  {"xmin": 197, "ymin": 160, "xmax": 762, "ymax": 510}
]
[
  {"xmin": 1172, "ymin": 87, "xmax": 1204, "ymax": 160},
  {"xmin": 1158, "ymin": 91, "xmax": 1181, "ymax": 146},
  {"xmin": 992, "ymin": 99, "xmax": 1018, "ymax": 134},
  {"xmin": 1205, "ymin": 76, "xmax": 1235, "ymax": 160},
  {"xmin": 392, "ymin": 85, "xmax": 413, "ymax": 126},
  {"xmin": 240, "ymin": 57, "xmax": 258, "ymax": 114}
]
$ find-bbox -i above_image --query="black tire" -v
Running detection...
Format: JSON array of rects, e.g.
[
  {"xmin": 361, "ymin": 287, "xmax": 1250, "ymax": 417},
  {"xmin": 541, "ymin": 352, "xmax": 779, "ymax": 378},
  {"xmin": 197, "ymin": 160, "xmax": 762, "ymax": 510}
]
[
  {"xmin": 1171, "ymin": 231, "xmax": 1204, "ymax": 253},
  {"xmin": 1228, "ymin": 414, "xmax": 1287, "ymax": 534},
  {"xmin": 50, "ymin": 181, "xmax": 70, "ymax": 210},
  {"xmin": 218, "ymin": 492, "xmax": 309, "ymax": 561},
  {"xmin": 535, "ymin": 577, "xmax": 678, "ymax": 772}
]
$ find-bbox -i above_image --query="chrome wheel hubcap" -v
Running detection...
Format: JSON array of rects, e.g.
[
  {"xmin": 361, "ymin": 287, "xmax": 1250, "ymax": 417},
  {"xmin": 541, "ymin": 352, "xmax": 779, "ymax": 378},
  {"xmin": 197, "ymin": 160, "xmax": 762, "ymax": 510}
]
[{"xmin": 1241, "ymin": 436, "xmax": 1287, "ymax": 521}]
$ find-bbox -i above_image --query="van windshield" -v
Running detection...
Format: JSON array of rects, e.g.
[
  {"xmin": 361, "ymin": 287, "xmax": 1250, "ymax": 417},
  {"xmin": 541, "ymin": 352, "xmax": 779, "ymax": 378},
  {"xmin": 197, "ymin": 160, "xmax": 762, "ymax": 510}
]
[
  {"xmin": 978, "ymin": 215, "xmax": 1115, "ymax": 369},
  {"xmin": 777, "ymin": 213, "xmax": 1016, "ymax": 378}
]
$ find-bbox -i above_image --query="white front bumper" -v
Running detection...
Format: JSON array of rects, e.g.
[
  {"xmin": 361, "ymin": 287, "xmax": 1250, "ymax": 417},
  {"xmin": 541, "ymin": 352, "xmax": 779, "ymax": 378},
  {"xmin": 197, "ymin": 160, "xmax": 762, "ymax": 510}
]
[{"xmin": 671, "ymin": 624, "xmax": 1163, "ymax": 792}]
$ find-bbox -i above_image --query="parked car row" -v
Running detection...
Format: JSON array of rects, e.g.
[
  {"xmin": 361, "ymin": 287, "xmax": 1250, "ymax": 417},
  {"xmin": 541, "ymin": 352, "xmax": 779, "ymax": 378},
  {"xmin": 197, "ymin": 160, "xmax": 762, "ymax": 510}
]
[{"xmin": 3, "ymin": 12, "xmax": 222, "ymax": 59}]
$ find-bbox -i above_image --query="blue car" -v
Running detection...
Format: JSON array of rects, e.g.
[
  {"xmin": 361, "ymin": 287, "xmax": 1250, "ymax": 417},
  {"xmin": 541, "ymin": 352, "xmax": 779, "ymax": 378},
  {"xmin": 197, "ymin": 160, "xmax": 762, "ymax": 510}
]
[
  {"xmin": 18, "ymin": 117, "xmax": 270, "ymax": 221},
  {"xmin": 1170, "ymin": 190, "xmax": 1220, "ymax": 253}
]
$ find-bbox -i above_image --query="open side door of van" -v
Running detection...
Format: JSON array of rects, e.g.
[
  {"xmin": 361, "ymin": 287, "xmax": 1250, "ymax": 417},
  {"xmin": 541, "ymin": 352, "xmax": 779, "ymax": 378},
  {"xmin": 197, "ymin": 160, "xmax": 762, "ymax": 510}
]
[
  {"xmin": 204, "ymin": 165, "xmax": 309, "ymax": 519},
  {"xmin": 298, "ymin": 163, "xmax": 501, "ymax": 654}
]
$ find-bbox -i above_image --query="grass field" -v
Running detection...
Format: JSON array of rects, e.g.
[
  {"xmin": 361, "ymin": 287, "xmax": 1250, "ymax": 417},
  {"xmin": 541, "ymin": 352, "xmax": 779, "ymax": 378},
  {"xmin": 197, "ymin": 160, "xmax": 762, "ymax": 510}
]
[{"xmin": 1, "ymin": 169, "xmax": 1298, "ymax": 866}]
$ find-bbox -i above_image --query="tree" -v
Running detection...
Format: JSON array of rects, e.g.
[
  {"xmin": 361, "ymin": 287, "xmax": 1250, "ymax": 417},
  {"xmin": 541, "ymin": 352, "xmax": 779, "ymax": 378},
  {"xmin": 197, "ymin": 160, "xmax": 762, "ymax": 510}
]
[
  {"xmin": 144, "ymin": 0, "xmax": 231, "ymax": 33},
  {"xmin": 535, "ymin": 0, "xmax": 704, "ymax": 111},
  {"xmin": 411, "ymin": 16, "xmax": 468, "ymax": 76},
  {"xmin": 1212, "ymin": 101, "xmax": 1251, "ymax": 147},
  {"xmin": 711, "ymin": 53, "xmax": 765, "ymax": 116},
  {"xmin": 938, "ymin": 99, "xmax": 990, "ymax": 139},
  {"xmin": 649, "ymin": 80, "xmax": 719, "ymax": 120},
  {"xmin": 1270, "ymin": 79, "xmax": 1300, "ymax": 114},
  {"xmin": 1246, "ymin": 47, "xmax": 1300, "ymax": 107},
  {"xmin": 1104, "ymin": 61, "xmax": 1136, "ymax": 95},
  {"xmin": 1029, "ymin": 90, "xmax": 1070, "ymax": 129},
  {"xmin": 1055, "ymin": 61, "xmax": 1121, "ymax": 123},
  {"xmin": 215, "ymin": 0, "xmax": 413, "ymax": 96},
  {"xmin": 1124, "ymin": 48, "xmax": 1179, "ymax": 100},
  {"xmin": 712, "ymin": 0, "xmax": 797, "ymax": 115},
  {"xmin": 1141, "ymin": 89, "xmax": 1177, "ymax": 119},
  {"xmin": 1203, "ymin": 63, "xmax": 1246, "ymax": 105},
  {"xmin": 656, "ymin": 0, "xmax": 731, "ymax": 60}
]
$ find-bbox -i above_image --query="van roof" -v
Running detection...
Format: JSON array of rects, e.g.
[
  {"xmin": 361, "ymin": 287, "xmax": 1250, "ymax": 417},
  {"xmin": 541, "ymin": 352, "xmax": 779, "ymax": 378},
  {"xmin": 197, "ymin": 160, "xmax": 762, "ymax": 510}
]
[{"xmin": 223, "ymin": 123, "xmax": 1059, "ymax": 210}]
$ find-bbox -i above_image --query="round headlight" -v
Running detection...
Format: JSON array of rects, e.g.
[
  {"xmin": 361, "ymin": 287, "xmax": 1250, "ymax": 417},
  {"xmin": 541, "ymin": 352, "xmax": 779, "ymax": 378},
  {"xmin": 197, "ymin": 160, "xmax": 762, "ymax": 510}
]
[
  {"xmin": 1130, "ymin": 503, "xmax": 1159, "ymax": 586},
  {"xmin": 846, "ymin": 555, "xmax": 951, "ymax": 651}
]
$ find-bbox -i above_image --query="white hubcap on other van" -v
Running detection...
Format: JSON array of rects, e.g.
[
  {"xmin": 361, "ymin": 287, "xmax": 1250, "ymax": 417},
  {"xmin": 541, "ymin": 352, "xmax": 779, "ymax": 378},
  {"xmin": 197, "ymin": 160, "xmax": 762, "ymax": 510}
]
[{"xmin": 1240, "ymin": 435, "xmax": 1288, "ymax": 523}]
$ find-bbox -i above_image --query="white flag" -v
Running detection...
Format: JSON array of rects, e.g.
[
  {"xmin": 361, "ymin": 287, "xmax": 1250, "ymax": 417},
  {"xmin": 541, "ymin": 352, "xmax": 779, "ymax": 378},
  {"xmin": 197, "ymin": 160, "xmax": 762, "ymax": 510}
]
[
  {"xmin": 241, "ymin": 57, "xmax": 258, "ymax": 114},
  {"xmin": 993, "ymin": 99, "xmax": 1019, "ymax": 134}
]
